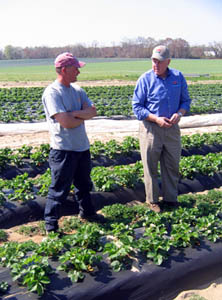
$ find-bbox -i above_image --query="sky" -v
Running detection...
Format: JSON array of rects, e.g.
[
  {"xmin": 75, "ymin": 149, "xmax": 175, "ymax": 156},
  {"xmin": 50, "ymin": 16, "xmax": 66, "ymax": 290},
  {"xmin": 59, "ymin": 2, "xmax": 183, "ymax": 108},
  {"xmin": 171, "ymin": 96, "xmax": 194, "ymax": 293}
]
[{"xmin": 1, "ymin": 0, "xmax": 222, "ymax": 48}]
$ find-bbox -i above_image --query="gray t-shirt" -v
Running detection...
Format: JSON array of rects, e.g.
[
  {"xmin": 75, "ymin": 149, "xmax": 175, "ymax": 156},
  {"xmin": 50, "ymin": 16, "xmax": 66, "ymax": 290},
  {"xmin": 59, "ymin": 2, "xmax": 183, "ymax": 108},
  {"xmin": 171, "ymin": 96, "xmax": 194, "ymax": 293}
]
[{"xmin": 42, "ymin": 80, "xmax": 91, "ymax": 151}]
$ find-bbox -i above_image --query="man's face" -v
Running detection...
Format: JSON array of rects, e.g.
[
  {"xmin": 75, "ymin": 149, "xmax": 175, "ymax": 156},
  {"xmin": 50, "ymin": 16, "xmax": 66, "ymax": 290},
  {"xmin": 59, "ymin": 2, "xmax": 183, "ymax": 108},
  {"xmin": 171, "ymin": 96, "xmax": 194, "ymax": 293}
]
[
  {"xmin": 64, "ymin": 65, "xmax": 80, "ymax": 83},
  {"xmin": 152, "ymin": 58, "xmax": 170, "ymax": 77}
]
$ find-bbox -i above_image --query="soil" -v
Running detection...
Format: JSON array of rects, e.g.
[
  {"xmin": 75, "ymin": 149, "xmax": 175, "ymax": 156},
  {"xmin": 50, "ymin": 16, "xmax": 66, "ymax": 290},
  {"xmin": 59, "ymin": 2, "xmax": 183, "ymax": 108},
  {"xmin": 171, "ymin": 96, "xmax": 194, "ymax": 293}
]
[
  {"xmin": 0, "ymin": 79, "xmax": 221, "ymax": 88},
  {"xmin": 1, "ymin": 80, "xmax": 222, "ymax": 299},
  {"xmin": 0, "ymin": 79, "xmax": 137, "ymax": 88}
]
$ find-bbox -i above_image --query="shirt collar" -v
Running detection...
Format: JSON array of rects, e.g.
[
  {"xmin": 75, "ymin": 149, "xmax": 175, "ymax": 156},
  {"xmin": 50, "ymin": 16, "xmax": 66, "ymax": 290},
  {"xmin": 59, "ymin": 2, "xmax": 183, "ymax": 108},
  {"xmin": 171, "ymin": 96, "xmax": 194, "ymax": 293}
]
[{"xmin": 153, "ymin": 67, "xmax": 171, "ymax": 79}]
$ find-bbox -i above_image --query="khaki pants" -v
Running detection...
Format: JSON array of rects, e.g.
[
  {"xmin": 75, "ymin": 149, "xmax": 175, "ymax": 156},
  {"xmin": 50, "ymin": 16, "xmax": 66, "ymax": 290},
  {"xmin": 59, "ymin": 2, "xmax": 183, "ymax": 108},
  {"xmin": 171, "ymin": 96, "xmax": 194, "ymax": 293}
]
[{"xmin": 139, "ymin": 121, "xmax": 181, "ymax": 204}]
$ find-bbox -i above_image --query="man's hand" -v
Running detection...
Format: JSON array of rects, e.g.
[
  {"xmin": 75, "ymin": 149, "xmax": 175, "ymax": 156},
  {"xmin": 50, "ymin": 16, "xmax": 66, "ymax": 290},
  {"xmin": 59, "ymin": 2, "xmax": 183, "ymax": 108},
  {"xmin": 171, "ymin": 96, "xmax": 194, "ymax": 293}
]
[
  {"xmin": 82, "ymin": 104, "xmax": 97, "ymax": 119},
  {"xmin": 71, "ymin": 103, "xmax": 97, "ymax": 120},
  {"xmin": 170, "ymin": 113, "xmax": 181, "ymax": 124},
  {"xmin": 147, "ymin": 113, "xmax": 172, "ymax": 128},
  {"xmin": 156, "ymin": 116, "xmax": 172, "ymax": 128}
]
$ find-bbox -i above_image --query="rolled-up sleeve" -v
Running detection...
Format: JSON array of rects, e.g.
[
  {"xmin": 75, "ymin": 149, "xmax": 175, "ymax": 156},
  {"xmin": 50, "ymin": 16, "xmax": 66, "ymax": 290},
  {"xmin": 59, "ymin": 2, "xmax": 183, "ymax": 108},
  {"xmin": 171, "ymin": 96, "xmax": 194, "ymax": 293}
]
[
  {"xmin": 132, "ymin": 77, "xmax": 150, "ymax": 120},
  {"xmin": 179, "ymin": 74, "xmax": 191, "ymax": 112}
]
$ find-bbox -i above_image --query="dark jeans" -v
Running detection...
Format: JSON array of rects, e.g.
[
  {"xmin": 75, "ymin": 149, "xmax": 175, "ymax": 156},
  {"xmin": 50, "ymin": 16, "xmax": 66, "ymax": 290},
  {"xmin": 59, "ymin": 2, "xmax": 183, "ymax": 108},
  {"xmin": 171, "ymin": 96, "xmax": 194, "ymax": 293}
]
[{"xmin": 44, "ymin": 149, "xmax": 95, "ymax": 232}]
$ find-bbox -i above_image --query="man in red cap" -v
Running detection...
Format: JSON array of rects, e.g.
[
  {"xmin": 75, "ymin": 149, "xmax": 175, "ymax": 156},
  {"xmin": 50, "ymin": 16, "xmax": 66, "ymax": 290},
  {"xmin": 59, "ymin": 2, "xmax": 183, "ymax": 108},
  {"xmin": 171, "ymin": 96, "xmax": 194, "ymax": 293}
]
[{"xmin": 42, "ymin": 52, "xmax": 106, "ymax": 234}]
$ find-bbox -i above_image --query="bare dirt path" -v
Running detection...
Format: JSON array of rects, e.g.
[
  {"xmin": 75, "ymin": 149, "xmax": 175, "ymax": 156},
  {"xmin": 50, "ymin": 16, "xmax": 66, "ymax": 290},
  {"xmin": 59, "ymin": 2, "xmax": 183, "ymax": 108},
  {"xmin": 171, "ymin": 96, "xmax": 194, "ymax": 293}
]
[
  {"xmin": 0, "ymin": 79, "xmax": 221, "ymax": 88},
  {"xmin": 0, "ymin": 80, "xmax": 136, "ymax": 88}
]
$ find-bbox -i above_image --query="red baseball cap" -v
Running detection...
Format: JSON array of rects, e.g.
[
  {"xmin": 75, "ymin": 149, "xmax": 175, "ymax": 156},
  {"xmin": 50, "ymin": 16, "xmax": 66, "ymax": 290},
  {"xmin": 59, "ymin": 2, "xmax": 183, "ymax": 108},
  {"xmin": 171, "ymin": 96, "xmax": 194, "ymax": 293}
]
[{"xmin": 54, "ymin": 52, "xmax": 86, "ymax": 68}]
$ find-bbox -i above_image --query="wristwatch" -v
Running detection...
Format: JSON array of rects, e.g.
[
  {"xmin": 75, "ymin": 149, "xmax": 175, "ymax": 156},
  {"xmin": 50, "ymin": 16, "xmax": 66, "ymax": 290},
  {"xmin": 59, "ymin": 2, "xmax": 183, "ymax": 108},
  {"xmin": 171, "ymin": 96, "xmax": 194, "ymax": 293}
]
[{"xmin": 178, "ymin": 112, "xmax": 183, "ymax": 118}]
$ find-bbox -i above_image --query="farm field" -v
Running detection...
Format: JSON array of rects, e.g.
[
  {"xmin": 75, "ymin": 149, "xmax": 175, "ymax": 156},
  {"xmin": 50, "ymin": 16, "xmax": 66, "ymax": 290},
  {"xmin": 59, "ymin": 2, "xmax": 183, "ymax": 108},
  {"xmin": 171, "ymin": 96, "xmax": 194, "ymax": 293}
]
[
  {"xmin": 0, "ymin": 83, "xmax": 222, "ymax": 122},
  {"xmin": 0, "ymin": 58, "xmax": 222, "ymax": 82},
  {"xmin": 1, "ymin": 130, "xmax": 222, "ymax": 299},
  {"xmin": 0, "ymin": 71, "xmax": 220, "ymax": 300}
]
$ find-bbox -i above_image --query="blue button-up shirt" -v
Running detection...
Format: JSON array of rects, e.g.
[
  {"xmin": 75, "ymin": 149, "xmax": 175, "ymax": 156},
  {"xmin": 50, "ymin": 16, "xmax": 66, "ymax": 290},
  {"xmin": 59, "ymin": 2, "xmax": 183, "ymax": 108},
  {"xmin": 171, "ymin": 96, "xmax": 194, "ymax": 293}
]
[{"xmin": 132, "ymin": 68, "xmax": 191, "ymax": 120}]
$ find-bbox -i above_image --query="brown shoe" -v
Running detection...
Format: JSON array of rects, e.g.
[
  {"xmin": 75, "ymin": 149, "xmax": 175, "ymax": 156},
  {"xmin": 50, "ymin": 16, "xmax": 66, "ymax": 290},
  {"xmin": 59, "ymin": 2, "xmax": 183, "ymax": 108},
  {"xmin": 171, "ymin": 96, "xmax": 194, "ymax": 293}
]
[{"xmin": 148, "ymin": 202, "xmax": 161, "ymax": 213}]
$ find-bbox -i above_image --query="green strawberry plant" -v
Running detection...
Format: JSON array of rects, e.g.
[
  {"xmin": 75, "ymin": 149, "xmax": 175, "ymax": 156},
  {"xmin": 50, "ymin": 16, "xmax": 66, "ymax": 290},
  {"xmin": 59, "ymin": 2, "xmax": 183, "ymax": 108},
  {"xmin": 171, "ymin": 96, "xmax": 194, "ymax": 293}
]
[
  {"xmin": 36, "ymin": 233, "xmax": 65, "ymax": 257},
  {"xmin": 63, "ymin": 223, "xmax": 103, "ymax": 251},
  {"xmin": 11, "ymin": 254, "xmax": 52, "ymax": 296},
  {"xmin": 0, "ymin": 230, "xmax": 7, "ymax": 242},
  {"xmin": 103, "ymin": 240, "xmax": 135, "ymax": 272},
  {"xmin": 60, "ymin": 216, "xmax": 83, "ymax": 232},
  {"xmin": 1, "ymin": 184, "xmax": 222, "ymax": 296},
  {"xmin": 16, "ymin": 221, "xmax": 46, "ymax": 236},
  {"xmin": 170, "ymin": 222, "xmax": 200, "ymax": 248},
  {"xmin": 57, "ymin": 247, "xmax": 102, "ymax": 282},
  {"xmin": 0, "ymin": 281, "xmax": 9, "ymax": 295},
  {"xmin": 0, "ymin": 241, "xmax": 38, "ymax": 268}
]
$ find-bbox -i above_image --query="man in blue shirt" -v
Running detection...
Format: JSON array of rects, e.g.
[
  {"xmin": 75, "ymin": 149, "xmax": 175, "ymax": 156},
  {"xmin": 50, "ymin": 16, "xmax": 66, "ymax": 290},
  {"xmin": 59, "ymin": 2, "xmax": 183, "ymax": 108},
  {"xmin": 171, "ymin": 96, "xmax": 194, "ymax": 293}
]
[{"xmin": 132, "ymin": 45, "xmax": 191, "ymax": 212}]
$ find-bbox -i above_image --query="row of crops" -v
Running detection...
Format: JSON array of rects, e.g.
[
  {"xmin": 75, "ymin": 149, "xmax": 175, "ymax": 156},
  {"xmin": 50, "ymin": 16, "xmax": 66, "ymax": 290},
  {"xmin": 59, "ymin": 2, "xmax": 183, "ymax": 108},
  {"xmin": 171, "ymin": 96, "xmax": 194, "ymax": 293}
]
[
  {"xmin": 0, "ymin": 133, "xmax": 222, "ymax": 205},
  {"xmin": 0, "ymin": 190, "xmax": 222, "ymax": 297},
  {"xmin": 1, "ymin": 150, "xmax": 222, "ymax": 204},
  {"xmin": 1, "ymin": 130, "xmax": 222, "ymax": 297},
  {"xmin": 1, "ymin": 131, "xmax": 222, "ymax": 176},
  {"xmin": 0, "ymin": 83, "xmax": 222, "ymax": 122}
]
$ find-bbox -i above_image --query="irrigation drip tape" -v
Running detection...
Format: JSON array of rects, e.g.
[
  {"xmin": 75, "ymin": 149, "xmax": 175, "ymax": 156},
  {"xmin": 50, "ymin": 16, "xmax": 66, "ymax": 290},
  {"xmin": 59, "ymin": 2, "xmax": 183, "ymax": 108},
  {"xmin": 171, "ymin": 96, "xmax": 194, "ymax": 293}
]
[
  {"xmin": 1, "ymin": 173, "xmax": 222, "ymax": 229},
  {"xmin": 0, "ymin": 239, "xmax": 222, "ymax": 300}
]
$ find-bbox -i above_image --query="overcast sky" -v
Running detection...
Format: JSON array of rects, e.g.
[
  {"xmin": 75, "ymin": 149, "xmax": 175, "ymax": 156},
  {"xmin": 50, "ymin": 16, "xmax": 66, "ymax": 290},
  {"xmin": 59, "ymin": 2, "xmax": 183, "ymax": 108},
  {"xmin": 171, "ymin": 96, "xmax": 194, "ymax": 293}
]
[{"xmin": 1, "ymin": 0, "xmax": 221, "ymax": 48}]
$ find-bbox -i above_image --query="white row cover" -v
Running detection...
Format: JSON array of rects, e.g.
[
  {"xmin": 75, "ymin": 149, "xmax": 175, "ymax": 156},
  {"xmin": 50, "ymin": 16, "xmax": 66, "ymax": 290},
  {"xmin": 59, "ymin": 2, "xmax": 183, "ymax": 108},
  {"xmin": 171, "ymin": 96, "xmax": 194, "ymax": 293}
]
[{"xmin": 0, "ymin": 113, "xmax": 222, "ymax": 135}]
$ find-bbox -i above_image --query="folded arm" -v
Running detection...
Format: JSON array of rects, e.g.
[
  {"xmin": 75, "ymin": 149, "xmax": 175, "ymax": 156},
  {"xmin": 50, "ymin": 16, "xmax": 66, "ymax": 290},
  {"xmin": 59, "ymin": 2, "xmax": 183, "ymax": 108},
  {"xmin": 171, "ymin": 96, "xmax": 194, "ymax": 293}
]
[
  {"xmin": 53, "ymin": 112, "xmax": 84, "ymax": 129},
  {"xmin": 71, "ymin": 102, "xmax": 97, "ymax": 120}
]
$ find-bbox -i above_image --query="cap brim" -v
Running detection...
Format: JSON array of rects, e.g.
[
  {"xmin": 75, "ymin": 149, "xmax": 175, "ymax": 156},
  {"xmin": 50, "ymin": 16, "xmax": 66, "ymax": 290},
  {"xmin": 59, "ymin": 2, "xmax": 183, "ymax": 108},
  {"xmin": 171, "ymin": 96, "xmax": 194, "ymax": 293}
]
[
  {"xmin": 151, "ymin": 54, "xmax": 165, "ymax": 61},
  {"xmin": 78, "ymin": 61, "xmax": 86, "ymax": 68}
]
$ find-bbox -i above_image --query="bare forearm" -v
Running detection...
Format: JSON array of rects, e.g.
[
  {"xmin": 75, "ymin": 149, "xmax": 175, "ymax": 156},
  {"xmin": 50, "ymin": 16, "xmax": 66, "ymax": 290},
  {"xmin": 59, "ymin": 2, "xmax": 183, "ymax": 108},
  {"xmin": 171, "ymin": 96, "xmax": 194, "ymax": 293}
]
[
  {"xmin": 54, "ymin": 112, "xmax": 84, "ymax": 129},
  {"xmin": 146, "ymin": 113, "xmax": 158, "ymax": 123},
  {"xmin": 71, "ymin": 109, "xmax": 97, "ymax": 120}
]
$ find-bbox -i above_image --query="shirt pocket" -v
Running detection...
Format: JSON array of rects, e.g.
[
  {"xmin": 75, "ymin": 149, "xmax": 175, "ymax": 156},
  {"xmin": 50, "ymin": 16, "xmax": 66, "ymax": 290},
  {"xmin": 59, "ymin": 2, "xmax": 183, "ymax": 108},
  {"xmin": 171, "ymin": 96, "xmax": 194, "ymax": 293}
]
[{"xmin": 170, "ymin": 83, "xmax": 181, "ymax": 100}]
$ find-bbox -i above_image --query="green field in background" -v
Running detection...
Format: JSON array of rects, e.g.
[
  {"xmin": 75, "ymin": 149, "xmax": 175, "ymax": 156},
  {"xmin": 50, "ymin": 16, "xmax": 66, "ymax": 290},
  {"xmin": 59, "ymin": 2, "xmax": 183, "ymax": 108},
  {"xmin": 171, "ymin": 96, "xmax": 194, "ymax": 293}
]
[{"xmin": 0, "ymin": 58, "xmax": 221, "ymax": 81}]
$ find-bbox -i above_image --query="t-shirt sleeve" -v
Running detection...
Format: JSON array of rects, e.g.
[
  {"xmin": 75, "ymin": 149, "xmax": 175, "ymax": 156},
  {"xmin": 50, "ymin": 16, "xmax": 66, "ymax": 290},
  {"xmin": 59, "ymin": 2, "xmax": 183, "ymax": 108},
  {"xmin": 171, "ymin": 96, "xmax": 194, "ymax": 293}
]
[
  {"xmin": 43, "ymin": 89, "xmax": 66, "ymax": 118},
  {"xmin": 80, "ymin": 88, "xmax": 93, "ymax": 107}
]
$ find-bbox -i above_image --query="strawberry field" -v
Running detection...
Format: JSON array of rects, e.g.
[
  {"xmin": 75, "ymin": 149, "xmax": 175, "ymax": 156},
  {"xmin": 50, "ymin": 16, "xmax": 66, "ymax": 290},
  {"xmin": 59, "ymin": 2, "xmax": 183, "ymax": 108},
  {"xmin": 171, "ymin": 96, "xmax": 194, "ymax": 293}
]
[
  {"xmin": 0, "ymin": 83, "xmax": 222, "ymax": 299},
  {"xmin": 0, "ymin": 83, "xmax": 222, "ymax": 122}
]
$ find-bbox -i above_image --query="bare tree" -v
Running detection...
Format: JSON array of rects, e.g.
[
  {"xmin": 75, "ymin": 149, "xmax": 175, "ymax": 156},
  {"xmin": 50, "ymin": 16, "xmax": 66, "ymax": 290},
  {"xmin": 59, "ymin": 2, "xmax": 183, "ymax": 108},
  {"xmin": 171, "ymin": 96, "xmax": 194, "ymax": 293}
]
[
  {"xmin": 190, "ymin": 46, "xmax": 205, "ymax": 58},
  {"xmin": 4, "ymin": 45, "xmax": 23, "ymax": 59},
  {"xmin": 210, "ymin": 42, "xmax": 222, "ymax": 58},
  {"xmin": 158, "ymin": 38, "xmax": 190, "ymax": 58},
  {"xmin": 0, "ymin": 49, "xmax": 4, "ymax": 59},
  {"xmin": 0, "ymin": 37, "xmax": 216, "ymax": 60}
]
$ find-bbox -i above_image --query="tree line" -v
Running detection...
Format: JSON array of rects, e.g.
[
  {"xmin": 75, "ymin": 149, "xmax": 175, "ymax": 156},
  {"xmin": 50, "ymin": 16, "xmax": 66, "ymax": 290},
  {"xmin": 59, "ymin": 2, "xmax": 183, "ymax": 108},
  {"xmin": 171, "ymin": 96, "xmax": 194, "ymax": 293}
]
[{"xmin": 1, "ymin": 37, "xmax": 222, "ymax": 60}]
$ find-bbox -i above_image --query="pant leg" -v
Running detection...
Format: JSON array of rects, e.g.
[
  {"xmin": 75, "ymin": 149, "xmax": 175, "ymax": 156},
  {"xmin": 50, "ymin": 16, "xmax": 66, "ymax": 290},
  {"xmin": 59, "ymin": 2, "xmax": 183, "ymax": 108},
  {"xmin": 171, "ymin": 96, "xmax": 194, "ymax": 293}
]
[
  {"xmin": 139, "ymin": 121, "xmax": 163, "ymax": 204},
  {"xmin": 73, "ymin": 150, "xmax": 95, "ymax": 217},
  {"xmin": 44, "ymin": 149, "xmax": 76, "ymax": 231},
  {"xmin": 160, "ymin": 124, "xmax": 181, "ymax": 203}
]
